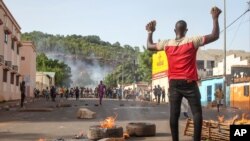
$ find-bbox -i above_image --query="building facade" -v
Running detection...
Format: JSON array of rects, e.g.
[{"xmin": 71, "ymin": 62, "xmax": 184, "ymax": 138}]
[
  {"xmin": 0, "ymin": 0, "xmax": 22, "ymax": 101},
  {"xmin": 36, "ymin": 72, "xmax": 55, "ymax": 91},
  {"xmin": 19, "ymin": 41, "xmax": 36, "ymax": 97},
  {"xmin": 199, "ymin": 77, "xmax": 230, "ymax": 106}
]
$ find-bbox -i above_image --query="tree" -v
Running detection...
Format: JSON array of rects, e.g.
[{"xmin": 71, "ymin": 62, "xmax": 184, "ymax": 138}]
[{"xmin": 36, "ymin": 53, "xmax": 72, "ymax": 87}]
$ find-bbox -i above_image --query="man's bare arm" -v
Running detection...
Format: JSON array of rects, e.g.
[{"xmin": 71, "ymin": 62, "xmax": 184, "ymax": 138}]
[
  {"xmin": 146, "ymin": 20, "xmax": 162, "ymax": 51},
  {"xmin": 204, "ymin": 7, "xmax": 222, "ymax": 45}
]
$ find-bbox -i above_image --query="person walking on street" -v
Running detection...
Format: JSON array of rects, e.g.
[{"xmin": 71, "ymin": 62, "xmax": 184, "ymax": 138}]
[
  {"xmin": 20, "ymin": 81, "xmax": 26, "ymax": 108},
  {"xmin": 215, "ymin": 86, "xmax": 224, "ymax": 112},
  {"xmin": 162, "ymin": 87, "xmax": 166, "ymax": 103},
  {"xmin": 146, "ymin": 6, "xmax": 221, "ymax": 141},
  {"xmin": 157, "ymin": 85, "xmax": 162, "ymax": 104},
  {"xmin": 50, "ymin": 86, "xmax": 56, "ymax": 102},
  {"xmin": 98, "ymin": 81, "xmax": 106, "ymax": 105},
  {"xmin": 75, "ymin": 87, "xmax": 80, "ymax": 100},
  {"xmin": 45, "ymin": 87, "xmax": 49, "ymax": 101}
]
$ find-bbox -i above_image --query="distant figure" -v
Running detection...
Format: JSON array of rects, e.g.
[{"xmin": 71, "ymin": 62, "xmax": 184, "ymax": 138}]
[
  {"xmin": 45, "ymin": 87, "xmax": 50, "ymax": 101},
  {"xmin": 98, "ymin": 81, "xmax": 106, "ymax": 105},
  {"xmin": 157, "ymin": 85, "xmax": 162, "ymax": 104},
  {"xmin": 117, "ymin": 86, "xmax": 122, "ymax": 101},
  {"xmin": 215, "ymin": 86, "xmax": 224, "ymax": 112},
  {"xmin": 20, "ymin": 81, "xmax": 26, "ymax": 108},
  {"xmin": 50, "ymin": 86, "xmax": 56, "ymax": 102},
  {"xmin": 162, "ymin": 87, "xmax": 166, "ymax": 103},
  {"xmin": 75, "ymin": 87, "xmax": 80, "ymax": 100},
  {"xmin": 65, "ymin": 88, "xmax": 69, "ymax": 99}
]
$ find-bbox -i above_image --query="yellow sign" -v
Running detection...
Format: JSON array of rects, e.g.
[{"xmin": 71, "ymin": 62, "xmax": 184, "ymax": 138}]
[{"xmin": 152, "ymin": 51, "xmax": 168, "ymax": 75}]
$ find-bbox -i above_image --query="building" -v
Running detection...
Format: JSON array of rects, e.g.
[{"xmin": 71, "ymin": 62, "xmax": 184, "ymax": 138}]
[
  {"xmin": 36, "ymin": 72, "xmax": 55, "ymax": 91},
  {"xmin": 213, "ymin": 54, "xmax": 249, "ymax": 76},
  {"xmin": 19, "ymin": 41, "xmax": 36, "ymax": 97},
  {"xmin": 151, "ymin": 51, "xmax": 169, "ymax": 102},
  {"xmin": 230, "ymin": 65, "xmax": 250, "ymax": 110},
  {"xmin": 0, "ymin": 0, "xmax": 22, "ymax": 101},
  {"xmin": 199, "ymin": 76, "xmax": 230, "ymax": 106}
]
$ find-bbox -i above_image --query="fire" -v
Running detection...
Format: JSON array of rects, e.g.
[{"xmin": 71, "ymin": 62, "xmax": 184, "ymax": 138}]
[
  {"xmin": 217, "ymin": 113, "xmax": 250, "ymax": 125},
  {"xmin": 217, "ymin": 115, "xmax": 224, "ymax": 123},
  {"xmin": 100, "ymin": 113, "xmax": 117, "ymax": 128},
  {"xmin": 37, "ymin": 138, "xmax": 46, "ymax": 141},
  {"xmin": 235, "ymin": 113, "xmax": 250, "ymax": 124},
  {"xmin": 123, "ymin": 131, "xmax": 130, "ymax": 139}
]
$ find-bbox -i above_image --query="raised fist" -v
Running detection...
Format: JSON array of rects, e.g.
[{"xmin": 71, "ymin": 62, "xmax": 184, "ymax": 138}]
[
  {"xmin": 211, "ymin": 6, "xmax": 222, "ymax": 19},
  {"xmin": 146, "ymin": 20, "xmax": 156, "ymax": 33}
]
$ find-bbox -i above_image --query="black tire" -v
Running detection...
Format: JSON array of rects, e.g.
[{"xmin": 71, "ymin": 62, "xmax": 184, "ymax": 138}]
[{"xmin": 126, "ymin": 122, "xmax": 156, "ymax": 137}]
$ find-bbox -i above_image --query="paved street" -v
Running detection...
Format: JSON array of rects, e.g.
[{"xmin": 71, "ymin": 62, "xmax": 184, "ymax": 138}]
[{"xmin": 0, "ymin": 98, "xmax": 248, "ymax": 141}]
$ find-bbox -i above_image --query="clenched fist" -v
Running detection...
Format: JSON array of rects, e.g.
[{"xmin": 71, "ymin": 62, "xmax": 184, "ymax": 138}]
[
  {"xmin": 146, "ymin": 20, "xmax": 156, "ymax": 33},
  {"xmin": 211, "ymin": 6, "xmax": 222, "ymax": 20}
]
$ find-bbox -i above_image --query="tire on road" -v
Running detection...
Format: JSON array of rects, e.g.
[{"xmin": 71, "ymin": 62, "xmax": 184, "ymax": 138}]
[{"xmin": 126, "ymin": 122, "xmax": 156, "ymax": 137}]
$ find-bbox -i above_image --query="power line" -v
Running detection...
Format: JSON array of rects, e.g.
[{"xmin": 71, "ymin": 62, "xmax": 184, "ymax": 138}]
[{"xmin": 220, "ymin": 8, "xmax": 250, "ymax": 33}]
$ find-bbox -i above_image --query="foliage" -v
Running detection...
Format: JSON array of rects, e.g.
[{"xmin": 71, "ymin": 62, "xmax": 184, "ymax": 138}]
[
  {"xmin": 22, "ymin": 31, "xmax": 153, "ymax": 87},
  {"xmin": 36, "ymin": 53, "xmax": 72, "ymax": 87}
]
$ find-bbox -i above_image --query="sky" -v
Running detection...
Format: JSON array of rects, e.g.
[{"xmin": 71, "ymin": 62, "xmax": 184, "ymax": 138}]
[{"xmin": 4, "ymin": 0, "xmax": 250, "ymax": 52}]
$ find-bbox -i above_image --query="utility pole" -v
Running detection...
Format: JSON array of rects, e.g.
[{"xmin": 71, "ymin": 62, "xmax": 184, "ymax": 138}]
[{"xmin": 223, "ymin": 0, "xmax": 227, "ymax": 107}]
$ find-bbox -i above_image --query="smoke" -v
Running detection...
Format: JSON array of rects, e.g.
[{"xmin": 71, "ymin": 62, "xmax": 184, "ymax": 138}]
[{"xmin": 36, "ymin": 39, "xmax": 113, "ymax": 88}]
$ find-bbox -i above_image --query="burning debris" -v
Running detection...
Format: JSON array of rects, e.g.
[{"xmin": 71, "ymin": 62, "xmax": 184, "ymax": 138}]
[
  {"xmin": 37, "ymin": 138, "xmax": 46, "ymax": 141},
  {"xmin": 100, "ymin": 114, "xmax": 117, "ymax": 129},
  {"xmin": 185, "ymin": 113, "xmax": 250, "ymax": 141},
  {"xmin": 87, "ymin": 114, "xmax": 123, "ymax": 140}
]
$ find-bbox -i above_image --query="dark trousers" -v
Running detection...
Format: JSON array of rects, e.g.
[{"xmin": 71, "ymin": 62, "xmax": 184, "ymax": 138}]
[
  {"xmin": 21, "ymin": 94, "xmax": 25, "ymax": 107},
  {"xmin": 157, "ymin": 94, "xmax": 161, "ymax": 104},
  {"xmin": 169, "ymin": 79, "xmax": 202, "ymax": 141}
]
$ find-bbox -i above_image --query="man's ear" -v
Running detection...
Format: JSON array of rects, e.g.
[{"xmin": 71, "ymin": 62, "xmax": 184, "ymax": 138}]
[
  {"xmin": 185, "ymin": 29, "xmax": 188, "ymax": 34},
  {"xmin": 174, "ymin": 29, "xmax": 177, "ymax": 34}
]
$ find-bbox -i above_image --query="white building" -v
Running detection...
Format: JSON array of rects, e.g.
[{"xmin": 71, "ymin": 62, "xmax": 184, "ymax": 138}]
[{"xmin": 213, "ymin": 54, "xmax": 249, "ymax": 76}]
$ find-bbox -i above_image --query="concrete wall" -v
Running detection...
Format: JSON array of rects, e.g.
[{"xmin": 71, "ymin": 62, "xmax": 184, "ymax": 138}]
[
  {"xmin": 19, "ymin": 41, "xmax": 36, "ymax": 97},
  {"xmin": 230, "ymin": 82, "xmax": 250, "ymax": 110}
]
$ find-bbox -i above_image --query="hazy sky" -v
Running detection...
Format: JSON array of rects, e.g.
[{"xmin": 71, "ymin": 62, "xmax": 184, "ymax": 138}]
[{"xmin": 4, "ymin": 0, "xmax": 250, "ymax": 51}]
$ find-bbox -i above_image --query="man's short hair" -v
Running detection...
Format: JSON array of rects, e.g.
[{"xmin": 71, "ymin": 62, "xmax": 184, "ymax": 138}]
[{"xmin": 175, "ymin": 20, "xmax": 187, "ymax": 29}]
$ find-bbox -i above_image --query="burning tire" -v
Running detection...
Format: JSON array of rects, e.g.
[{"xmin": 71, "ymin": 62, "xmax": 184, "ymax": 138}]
[
  {"xmin": 126, "ymin": 122, "xmax": 156, "ymax": 137},
  {"xmin": 87, "ymin": 125, "xmax": 123, "ymax": 140}
]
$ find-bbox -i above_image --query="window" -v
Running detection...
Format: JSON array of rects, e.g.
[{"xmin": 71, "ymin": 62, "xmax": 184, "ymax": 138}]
[
  {"xmin": 4, "ymin": 33, "xmax": 8, "ymax": 44},
  {"xmin": 197, "ymin": 60, "xmax": 204, "ymax": 70},
  {"xmin": 3, "ymin": 69, "xmax": 8, "ymax": 82},
  {"xmin": 244, "ymin": 85, "xmax": 249, "ymax": 97},
  {"xmin": 11, "ymin": 73, "xmax": 14, "ymax": 84},
  {"xmin": 207, "ymin": 60, "xmax": 215, "ymax": 69},
  {"xmin": 16, "ymin": 76, "xmax": 19, "ymax": 86},
  {"xmin": 21, "ymin": 57, "xmax": 25, "ymax": 60},
  {"xmin": 11, "ymin": 39, "xmax": 14, "ymax": 50}
]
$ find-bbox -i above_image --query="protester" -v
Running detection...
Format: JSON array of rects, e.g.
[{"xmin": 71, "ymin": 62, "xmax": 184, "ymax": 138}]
[
  {"xmin": 75, "ymin": 86, "xmax": 80, "ymax": 100},
  {"xmin": 98, "ymin": 81, "xmax": 106, "ymax": 105},
  {"xmin": 157, "ymin": 85, "xmax": 162, "ymax": 104},
  {"xmin": 215, "ymin": 86, "xmax": 224, "ymax": 112},
  {"xmin": 20, "ymin": 81, "xmax": 26, "ymax": 108},
  {"xmin": 146, "ymin": 6, "xmax": 221, "ymax": 141},
  {"xmin": 162, "ymin": 87, "xmax": 166, "ymax": 103}
]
